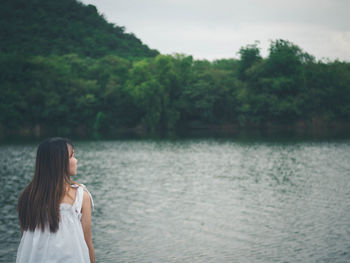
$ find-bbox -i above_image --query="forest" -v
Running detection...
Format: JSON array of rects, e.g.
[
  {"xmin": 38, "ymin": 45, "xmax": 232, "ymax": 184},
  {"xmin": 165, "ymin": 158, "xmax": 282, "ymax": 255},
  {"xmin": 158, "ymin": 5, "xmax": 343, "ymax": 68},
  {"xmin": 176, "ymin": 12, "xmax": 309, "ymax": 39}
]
[
  {"xmin": 0, "ymin": 0, "xmax": 158, "ymax": 58},
  {"xmin": 1, "ymin": 0, "xmax": 350, "ymax": 138}
]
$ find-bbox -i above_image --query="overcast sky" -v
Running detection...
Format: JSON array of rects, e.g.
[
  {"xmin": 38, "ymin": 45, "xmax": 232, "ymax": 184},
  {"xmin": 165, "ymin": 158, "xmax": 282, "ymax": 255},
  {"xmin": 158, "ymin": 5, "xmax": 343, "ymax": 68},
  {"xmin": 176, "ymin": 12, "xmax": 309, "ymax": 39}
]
[{"xmin": 80, "ymin": 0, "xmax": 350, "ymax": 61}]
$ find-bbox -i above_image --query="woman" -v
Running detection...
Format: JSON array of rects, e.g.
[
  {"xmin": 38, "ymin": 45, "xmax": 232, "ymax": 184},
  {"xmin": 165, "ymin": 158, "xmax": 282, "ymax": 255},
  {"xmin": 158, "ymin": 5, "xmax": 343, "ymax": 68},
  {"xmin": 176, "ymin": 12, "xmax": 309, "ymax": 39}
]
[{"xmin": 16, "ymin": 137, "xmax": 95, "ymax": 263}]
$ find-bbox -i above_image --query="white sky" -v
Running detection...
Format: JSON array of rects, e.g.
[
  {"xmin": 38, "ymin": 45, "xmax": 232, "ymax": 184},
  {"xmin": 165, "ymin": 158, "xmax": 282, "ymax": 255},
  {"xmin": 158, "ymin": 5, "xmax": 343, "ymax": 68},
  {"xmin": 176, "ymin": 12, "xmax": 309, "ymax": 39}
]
[{"xmin": 80, "ymin": 0, "xmax": 350, "ymax": 61}]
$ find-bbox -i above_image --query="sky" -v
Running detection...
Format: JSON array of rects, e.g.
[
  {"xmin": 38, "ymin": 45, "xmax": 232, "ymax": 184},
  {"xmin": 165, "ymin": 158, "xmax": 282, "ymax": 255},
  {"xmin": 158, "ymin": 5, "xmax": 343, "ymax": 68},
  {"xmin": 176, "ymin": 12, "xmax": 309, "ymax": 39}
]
[{"xmin": 80, "ymin": 0, "xmax": 350, "ymax": 61}]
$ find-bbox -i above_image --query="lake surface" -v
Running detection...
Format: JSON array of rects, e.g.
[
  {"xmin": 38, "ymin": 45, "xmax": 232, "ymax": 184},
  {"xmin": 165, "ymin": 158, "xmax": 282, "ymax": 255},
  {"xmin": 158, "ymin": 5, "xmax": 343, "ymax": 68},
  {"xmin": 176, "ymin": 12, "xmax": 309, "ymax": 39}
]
[{"xmin": 1, "ymin": 137, "xmax": 350, "ymax": 262}]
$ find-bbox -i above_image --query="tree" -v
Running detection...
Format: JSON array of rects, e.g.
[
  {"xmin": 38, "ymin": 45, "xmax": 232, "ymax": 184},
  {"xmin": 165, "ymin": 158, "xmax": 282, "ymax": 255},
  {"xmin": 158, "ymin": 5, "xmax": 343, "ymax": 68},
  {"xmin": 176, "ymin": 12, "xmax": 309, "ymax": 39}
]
[{"xmin": 238, "ymin": 42, "xmax": 262, "ymax": 80}]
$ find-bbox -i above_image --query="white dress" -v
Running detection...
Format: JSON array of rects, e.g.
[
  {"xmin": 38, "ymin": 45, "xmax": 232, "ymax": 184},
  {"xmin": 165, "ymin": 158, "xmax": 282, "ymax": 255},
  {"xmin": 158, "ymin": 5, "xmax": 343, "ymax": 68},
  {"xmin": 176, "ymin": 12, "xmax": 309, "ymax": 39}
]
[{"xmin": 16, "ymin": 184, "xmax": 94, "ymax": 263}]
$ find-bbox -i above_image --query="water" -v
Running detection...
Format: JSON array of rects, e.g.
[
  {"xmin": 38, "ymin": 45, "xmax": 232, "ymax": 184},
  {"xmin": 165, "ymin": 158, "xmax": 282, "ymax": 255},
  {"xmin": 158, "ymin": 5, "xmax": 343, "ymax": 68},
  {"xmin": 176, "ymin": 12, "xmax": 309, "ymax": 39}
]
[{"xmin": 1, "ymin": 137, "xmax": 350, "ymax": 262}]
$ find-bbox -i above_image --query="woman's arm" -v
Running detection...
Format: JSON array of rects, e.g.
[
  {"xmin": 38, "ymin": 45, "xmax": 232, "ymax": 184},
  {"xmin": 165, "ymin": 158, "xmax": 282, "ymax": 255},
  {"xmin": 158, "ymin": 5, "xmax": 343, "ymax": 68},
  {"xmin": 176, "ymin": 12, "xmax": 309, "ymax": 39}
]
[{"xmin": 81, "ymin": 190, "xmax": 95, "ymax": 263}]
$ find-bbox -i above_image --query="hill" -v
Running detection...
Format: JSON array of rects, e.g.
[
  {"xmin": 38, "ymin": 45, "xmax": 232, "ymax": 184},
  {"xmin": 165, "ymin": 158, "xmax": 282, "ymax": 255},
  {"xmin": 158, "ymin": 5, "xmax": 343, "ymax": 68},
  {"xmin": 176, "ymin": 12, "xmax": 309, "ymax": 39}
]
[{"xmin": 0, "ymin": 0, "xmax": 159, "ymax": 58}]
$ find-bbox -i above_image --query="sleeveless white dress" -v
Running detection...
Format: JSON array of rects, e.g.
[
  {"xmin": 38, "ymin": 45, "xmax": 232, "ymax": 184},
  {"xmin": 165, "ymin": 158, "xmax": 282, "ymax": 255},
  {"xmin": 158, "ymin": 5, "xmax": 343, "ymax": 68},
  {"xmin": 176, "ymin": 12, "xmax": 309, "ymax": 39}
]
[{"xmin": 16, "ymin": 184, "xmax": 94, "ymax": 263}]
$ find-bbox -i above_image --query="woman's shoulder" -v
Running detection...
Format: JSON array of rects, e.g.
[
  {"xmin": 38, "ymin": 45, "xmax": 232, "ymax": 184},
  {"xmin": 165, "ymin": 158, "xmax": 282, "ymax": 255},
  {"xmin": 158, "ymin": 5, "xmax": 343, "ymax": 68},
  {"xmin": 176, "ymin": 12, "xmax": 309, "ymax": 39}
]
[
  {"xmin": 71, "ymin": 182, "xmax": 87, "ymax": 188},
  {"xmin": 71, "ymin": 183, "xmax": 94, "ymax": 210}
]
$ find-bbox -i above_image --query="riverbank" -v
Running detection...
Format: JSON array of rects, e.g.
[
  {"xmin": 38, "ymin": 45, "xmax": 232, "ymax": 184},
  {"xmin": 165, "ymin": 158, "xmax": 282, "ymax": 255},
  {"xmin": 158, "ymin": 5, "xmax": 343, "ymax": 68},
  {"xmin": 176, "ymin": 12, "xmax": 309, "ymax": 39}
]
[{"xmin": 1, "ymin": 118, "xmax": 350, "ymax": 141}]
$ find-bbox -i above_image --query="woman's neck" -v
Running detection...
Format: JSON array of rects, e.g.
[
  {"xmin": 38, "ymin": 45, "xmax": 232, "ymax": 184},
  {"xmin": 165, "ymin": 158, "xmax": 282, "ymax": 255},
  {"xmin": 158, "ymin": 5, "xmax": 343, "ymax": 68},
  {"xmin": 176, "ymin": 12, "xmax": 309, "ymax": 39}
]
[{"xmin": 64, "ymin": 182, "xmax": 71, "ymax": 193}]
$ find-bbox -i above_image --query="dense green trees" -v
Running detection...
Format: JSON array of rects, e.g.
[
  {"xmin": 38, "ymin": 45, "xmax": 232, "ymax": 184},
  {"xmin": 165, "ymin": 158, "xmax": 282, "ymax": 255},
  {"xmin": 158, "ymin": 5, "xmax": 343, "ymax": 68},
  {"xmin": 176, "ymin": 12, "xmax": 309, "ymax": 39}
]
[
  {"xmin": 0, "ymin": 0, "xmax": 158, "ymax": 58},
  {"xmin": 1, "ymin": 0, "xmax": 350, "ymax": 137},
  {"xmin": 1, "ymin": 39, "xmax": 350, "ymax": 137}
]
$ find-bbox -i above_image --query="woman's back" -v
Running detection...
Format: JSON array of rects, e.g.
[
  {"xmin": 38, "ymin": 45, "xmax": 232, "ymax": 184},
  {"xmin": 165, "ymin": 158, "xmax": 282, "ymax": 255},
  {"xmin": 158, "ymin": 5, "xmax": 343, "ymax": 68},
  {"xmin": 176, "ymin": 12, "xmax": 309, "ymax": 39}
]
[
  {"xmin": 16, "ymin": 137, "xmax": 95, "ymax": 262},
  {"xmin": 61, "ymin": 186, "xmax": 78, "ymax": 206},
  {"xmin": 16, "ymin": 184, "xmax": 91, "ymax": 263}
]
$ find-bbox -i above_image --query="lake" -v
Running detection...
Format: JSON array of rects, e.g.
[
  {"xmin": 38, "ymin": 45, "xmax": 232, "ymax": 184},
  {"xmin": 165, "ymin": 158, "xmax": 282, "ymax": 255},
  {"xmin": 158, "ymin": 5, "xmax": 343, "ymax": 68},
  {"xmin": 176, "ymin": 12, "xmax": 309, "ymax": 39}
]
[{"xmin": 1, "ymin": 136, "xmax": 350, "ymax": 262}]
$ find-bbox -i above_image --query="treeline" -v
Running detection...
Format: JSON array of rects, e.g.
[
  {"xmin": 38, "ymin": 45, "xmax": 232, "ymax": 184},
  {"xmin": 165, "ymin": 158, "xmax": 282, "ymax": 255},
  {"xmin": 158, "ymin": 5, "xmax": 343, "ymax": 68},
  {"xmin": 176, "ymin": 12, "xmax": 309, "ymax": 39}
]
[
  {"xmin": 0, "ymin": 0, "xmax": 158, "ymax": 59},
  {"xmin": 1, "ymin": 40, "xmax": 350, "ymax": 137}
]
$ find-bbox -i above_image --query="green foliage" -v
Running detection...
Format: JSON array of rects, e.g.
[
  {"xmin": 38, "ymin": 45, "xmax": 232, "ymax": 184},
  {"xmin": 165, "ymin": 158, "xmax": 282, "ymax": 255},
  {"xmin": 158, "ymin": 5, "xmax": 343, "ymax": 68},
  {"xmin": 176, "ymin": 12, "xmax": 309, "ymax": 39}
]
[
  {"xmin": 266, "ymin": 39, "xmax": 305, "ymax": 77},
  {"xmin": 238, "ymin": 42, "xmax": 262, "ymax": 80},
  {"xmin": 125, "ymin": 55, "xmax": 186, "ymax": 132},
  {"xmin": 0, "ymin": 0, "xmax": 158, "ymax": 58},
  {"xmin": 1, "ymin": 33, "xmax": 350, "ymax": 136}
]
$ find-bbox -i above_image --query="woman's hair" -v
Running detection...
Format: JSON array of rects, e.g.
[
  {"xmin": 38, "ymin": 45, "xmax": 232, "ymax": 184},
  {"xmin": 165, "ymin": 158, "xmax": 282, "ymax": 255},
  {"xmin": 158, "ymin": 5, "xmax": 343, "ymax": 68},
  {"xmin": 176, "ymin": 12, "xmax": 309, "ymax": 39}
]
[{"xmin": 17, "ymin": 137, "xmax": 74, "ymax": 233}]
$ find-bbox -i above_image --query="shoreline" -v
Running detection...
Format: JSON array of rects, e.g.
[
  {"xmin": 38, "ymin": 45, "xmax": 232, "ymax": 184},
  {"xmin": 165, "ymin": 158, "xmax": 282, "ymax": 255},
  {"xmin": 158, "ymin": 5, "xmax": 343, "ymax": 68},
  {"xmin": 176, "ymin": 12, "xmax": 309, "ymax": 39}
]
[{"xmin": 1, "ymin": 120, "xmax": 350, "ymax": 141}]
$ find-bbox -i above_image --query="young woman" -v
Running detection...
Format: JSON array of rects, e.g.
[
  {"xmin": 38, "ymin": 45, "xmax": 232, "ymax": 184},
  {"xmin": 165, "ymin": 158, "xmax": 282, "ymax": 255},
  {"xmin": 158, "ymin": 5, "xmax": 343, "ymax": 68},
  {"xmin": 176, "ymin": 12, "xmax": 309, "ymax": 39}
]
[{"xmin": 16, "ymin": 137, "xmax": 95, "ymax": 263}]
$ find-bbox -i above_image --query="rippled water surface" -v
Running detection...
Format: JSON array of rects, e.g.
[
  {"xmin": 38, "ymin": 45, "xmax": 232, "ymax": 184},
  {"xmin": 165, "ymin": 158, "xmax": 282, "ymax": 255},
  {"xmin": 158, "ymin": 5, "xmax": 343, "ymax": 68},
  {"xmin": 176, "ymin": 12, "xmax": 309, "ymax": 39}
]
[{"xmin": 1, "ymin": 138, "xmax": 350, "ymax": 262}]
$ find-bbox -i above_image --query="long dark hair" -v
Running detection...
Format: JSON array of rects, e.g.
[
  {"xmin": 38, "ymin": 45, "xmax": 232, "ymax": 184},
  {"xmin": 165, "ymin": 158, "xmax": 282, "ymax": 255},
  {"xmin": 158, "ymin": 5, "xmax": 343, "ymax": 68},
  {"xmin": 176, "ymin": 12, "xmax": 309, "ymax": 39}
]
[{"xmin": 18, "ymin": 137, "xmax": 74, "ymax": 233}]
